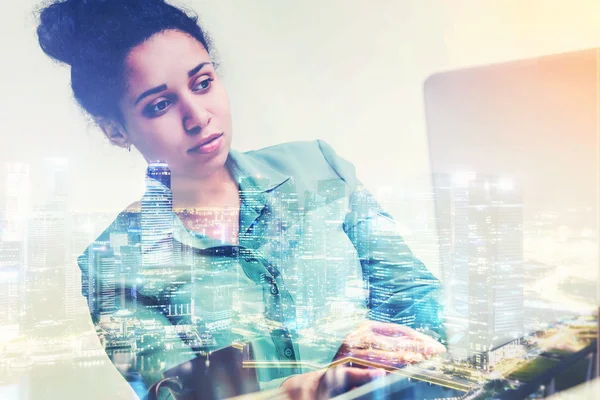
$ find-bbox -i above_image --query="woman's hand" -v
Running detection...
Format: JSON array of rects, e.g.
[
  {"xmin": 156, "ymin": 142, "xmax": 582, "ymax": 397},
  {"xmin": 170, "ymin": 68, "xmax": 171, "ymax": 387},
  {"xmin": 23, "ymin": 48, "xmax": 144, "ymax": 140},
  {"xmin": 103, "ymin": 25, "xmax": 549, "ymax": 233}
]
[
  {"xmin": 279, "ymin": 367, "xmax": 385, "ymax": 400},
  {"xmin": 333, "ymin": 320, "xmax": 446, "ymax": 367},
  {"xmin": 279, "ymin": 321, "xmax": 444, "ymax": 399}
]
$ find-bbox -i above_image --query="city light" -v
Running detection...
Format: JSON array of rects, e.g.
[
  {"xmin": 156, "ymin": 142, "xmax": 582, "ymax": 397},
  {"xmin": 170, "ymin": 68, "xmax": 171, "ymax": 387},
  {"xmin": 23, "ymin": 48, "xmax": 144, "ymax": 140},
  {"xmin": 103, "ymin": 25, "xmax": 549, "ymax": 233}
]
[{"xmin": 0, "ymin": 158, "xmax": 597, "ymax": 399}]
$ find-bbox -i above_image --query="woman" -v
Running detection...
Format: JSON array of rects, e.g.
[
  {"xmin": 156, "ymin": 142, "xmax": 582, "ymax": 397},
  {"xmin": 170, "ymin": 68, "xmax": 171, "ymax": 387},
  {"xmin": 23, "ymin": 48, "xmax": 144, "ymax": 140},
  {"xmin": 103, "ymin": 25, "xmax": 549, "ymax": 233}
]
[{"xmin": 37, "ymin": 0, "xmax": 445, "ymax": 398}]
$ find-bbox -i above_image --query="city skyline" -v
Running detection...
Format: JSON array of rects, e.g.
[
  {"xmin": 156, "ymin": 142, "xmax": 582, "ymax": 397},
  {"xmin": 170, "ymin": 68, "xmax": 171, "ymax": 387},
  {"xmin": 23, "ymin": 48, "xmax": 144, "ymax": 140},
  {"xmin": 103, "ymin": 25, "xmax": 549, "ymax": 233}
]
[{"xmin": 0, "ymin": 156, "xmax": 596, "ymax": 399}]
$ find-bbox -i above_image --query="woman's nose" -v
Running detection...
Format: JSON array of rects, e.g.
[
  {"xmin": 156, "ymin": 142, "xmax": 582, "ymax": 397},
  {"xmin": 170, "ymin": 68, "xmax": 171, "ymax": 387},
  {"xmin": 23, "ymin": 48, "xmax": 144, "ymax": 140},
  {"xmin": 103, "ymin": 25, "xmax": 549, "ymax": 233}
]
[{"xmin": 182, "ymin": 98, "xmax": 211, "ymax": 134}]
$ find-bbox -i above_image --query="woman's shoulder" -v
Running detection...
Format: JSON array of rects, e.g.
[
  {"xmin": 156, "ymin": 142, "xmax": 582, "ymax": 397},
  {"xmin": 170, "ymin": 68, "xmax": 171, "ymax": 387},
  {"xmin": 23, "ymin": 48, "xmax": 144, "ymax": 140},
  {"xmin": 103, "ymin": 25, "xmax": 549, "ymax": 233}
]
[
  {"xmin": 245, "ymin": 139, "xmax": 333, "ymax": 158},
  {"xmin": 242, "ymin": 139, "xmax": 358, "ymax": 186},
  {"xmin": 242, "ymin": 139, "xmax": 348, "ymax": 173},
  {"xmin": 238, "ymin": 140, "xmax": 336, "ymax": 181},
  {"xmin": 244, "ymin": 139, "xmax": 320, "ymax": 159}
]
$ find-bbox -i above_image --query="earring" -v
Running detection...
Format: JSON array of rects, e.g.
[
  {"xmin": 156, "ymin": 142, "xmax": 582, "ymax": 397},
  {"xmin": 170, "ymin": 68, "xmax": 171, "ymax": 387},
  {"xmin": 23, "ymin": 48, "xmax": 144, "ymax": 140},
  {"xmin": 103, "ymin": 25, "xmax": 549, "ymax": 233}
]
[{"xmin": 128, "ymin": 144, "xmax": 131, "ymax": 152}]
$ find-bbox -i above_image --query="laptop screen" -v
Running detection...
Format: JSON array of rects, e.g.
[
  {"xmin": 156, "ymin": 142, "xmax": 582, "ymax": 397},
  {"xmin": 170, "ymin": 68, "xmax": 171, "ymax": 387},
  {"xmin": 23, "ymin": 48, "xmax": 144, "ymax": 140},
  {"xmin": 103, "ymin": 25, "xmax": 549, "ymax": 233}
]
[{"xmin": 422, "ymin": 48, "xmax": 599, "ymax": 397}]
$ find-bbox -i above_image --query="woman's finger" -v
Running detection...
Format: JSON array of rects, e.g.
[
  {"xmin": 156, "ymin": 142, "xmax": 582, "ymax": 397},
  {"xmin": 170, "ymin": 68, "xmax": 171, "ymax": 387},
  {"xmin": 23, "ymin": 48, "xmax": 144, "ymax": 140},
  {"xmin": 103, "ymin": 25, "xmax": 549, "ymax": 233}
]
[
  {"xmin": 368, "ymin": 321, "xmax": 435, "ymax": 342},
  {"xmin": 347, "ymin": 347, "xmax": 426, "ymax": 366},
  {"xmin": 319, "ymin": 367, "xmax": 385, "ymax": 398},
  {"xmin": 345, "ymin": 332, "xmax": 446, "ymax": 357}
]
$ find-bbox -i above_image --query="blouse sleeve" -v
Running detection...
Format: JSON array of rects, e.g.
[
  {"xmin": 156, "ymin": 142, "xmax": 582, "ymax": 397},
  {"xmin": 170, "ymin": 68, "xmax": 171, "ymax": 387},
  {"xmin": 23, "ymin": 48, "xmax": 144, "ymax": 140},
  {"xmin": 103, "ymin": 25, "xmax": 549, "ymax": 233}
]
[{"xmin": 316, "ymin": 139, "xmax": 445, "ymax": 340}]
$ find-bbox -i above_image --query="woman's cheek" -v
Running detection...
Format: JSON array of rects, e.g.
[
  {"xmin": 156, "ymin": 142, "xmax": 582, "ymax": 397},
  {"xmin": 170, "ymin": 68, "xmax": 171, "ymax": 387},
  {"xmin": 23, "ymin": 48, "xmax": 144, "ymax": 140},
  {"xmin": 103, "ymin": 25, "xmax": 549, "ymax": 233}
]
[{"xmin": 145, "ymin": 121, "xmax": 176, "ymax": 149}]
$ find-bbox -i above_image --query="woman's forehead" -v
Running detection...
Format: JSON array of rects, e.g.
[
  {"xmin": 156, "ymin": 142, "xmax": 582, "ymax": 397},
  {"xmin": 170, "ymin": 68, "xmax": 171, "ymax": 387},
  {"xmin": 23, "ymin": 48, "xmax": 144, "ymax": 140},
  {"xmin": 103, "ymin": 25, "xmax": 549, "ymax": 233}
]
[{"xmin": 123, "ymin": 30, "xmax": 212, "ymax": 96}]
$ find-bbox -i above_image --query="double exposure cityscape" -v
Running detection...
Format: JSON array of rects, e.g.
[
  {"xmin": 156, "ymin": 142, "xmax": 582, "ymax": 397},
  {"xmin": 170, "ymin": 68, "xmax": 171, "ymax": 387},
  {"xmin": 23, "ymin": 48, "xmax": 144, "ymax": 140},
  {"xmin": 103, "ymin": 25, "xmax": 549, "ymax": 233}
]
[{"xmin": 0, "ymin": 157, "xmax": 597, "ymax": 399}]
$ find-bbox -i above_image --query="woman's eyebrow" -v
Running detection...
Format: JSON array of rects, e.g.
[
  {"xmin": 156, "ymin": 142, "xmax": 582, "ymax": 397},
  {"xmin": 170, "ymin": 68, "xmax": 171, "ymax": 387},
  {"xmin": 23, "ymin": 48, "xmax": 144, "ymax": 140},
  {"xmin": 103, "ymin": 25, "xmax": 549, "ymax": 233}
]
[
  {"xmin": 188, "ymin": 61, "xmax": 213, "ymax": 77},
  {"xmin": 133, "ymin": 62, "xmax": 212, "ymax": 105},
  {"xmin": 135, "ymin": 84, "xmax": 168, "ymax": 105}
]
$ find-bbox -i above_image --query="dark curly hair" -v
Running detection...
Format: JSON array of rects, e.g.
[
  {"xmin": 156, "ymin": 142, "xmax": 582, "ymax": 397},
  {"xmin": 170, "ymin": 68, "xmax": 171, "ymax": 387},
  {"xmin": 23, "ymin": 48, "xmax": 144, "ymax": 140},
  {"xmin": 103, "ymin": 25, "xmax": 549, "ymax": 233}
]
[{"xmin": 36, "ymin": 0, "xmax": 213, "ymax": 122}]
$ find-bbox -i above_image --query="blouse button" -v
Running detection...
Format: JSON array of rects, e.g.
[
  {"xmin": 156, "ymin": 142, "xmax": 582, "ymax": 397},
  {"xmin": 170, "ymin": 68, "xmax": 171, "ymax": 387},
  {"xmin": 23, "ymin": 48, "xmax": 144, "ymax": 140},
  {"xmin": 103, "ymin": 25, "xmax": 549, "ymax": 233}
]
[
  {"xmin": 284, "ymin": 347, "xmax": 293, "ymax": 358},
  {"xmin": 270, "ymin": 284, "xmax": 279, "ymax": 295}
]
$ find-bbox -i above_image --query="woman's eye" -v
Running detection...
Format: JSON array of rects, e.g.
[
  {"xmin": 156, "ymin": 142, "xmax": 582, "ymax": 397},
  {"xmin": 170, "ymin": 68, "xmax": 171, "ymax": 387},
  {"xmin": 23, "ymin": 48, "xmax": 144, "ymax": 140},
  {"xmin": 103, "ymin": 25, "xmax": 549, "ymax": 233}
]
[
  {"xmin": 154, "ymin": 100, "xmax": 170, "ymax": 111},
  {"xmin": 193, "ymin": 77, "xmax": 213, "ymax": 92},
  {"xmin": 144, "ymin": 99, "xmax": 172, "ymax": 116}
]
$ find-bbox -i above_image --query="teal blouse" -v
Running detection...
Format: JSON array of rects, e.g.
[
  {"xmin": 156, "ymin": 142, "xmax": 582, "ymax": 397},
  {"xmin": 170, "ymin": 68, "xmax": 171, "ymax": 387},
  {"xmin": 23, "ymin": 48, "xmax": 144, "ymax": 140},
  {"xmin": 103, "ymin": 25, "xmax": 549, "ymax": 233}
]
[{"xmin": 77, "ymin": 139, "xmax": 443, "ymax": 397}]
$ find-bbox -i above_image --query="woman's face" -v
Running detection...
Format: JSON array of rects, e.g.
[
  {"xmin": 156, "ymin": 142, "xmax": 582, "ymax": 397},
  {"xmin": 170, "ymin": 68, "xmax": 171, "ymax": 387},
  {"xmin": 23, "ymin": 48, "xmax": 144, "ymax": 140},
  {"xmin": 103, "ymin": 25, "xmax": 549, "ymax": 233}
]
[{"xmin": 118, "ymin": 29, "xmax": 232, "ymax": 180}]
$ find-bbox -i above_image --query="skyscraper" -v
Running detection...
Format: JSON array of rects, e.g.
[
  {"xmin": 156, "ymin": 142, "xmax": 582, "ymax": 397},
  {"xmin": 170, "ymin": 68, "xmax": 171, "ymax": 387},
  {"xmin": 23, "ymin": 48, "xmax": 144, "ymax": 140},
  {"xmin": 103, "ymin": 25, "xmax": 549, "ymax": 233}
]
[
  {"xmin": 318, "ymin": 178, "xmax": 352, "ymax": 296},
  {"xmin": 436, "ymin": 173, "xmax": 524, "ymax": 369},
  {"xmin": 141, "ymin": 161, "xmax": 173, "ymax": 268},
  {"xmin": 432, "ymin": 173, "xmax": 453, "ymax": 313},
  {"xmin": 296, "ymin": 189, "xmax": 328, "ymax": 327},
  {"xmin": 23, "ymin": 208, "xmax": 68, "ymax": 330},
  {"xmin": 119, "ymin": 244, "xmax": 141, "ymax": 312},
  {"xmin": 0, "ymin": 241, "xmax": 21, "ymax": 340},
  {"xmin": 44, "ymin": 158, "xmax": 71, "ymax": 263},
  {"xmin": 4, "ymin": 163, "xmax": 31, "ymax": 257},
  {"xmin": 68, "ymin": 213, "xmax": 97, "ymax": 319},
  {"xmin": 43, "ymin": 158, "xmax": 70, "ymax": 212},
  {"xmin": 84, "ymin": 242, "xmax": 118, "ymax": 318}
]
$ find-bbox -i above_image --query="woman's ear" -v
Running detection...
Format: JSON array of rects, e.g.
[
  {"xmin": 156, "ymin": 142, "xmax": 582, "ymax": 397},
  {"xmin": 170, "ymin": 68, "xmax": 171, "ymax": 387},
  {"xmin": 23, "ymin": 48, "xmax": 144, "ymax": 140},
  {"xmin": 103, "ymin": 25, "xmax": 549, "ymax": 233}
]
[{"xmin": 97, "ymin": 117, "xmax": 130, "ymax": 149}]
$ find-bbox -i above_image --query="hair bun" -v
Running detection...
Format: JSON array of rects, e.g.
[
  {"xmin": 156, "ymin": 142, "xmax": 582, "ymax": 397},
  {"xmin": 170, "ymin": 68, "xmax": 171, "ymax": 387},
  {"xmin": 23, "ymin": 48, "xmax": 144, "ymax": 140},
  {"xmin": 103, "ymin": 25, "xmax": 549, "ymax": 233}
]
[
  {"xmin": 36, "ymin": 0, "xmax": 211, "ymax": 119},
  {"xmin": 37, "ymin": 0, "xmax": 91, "ymax": 65}
]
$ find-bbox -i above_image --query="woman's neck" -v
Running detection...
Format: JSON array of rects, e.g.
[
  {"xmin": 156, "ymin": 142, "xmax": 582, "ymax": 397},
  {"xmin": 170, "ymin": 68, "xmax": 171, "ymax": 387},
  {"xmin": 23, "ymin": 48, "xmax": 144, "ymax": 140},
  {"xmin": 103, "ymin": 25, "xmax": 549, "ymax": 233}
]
[{"xmin": 171, "ymin": 165, "xmax": 239, "ymax": 210}]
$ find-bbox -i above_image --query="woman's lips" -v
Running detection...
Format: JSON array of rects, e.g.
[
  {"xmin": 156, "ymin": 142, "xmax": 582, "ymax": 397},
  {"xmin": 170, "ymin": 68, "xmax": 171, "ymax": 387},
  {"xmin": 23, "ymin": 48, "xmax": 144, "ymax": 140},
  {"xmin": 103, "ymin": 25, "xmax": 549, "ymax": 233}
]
[{"xmin": 188, "ymin": 133, "xmax": 224, "ymax": 154}]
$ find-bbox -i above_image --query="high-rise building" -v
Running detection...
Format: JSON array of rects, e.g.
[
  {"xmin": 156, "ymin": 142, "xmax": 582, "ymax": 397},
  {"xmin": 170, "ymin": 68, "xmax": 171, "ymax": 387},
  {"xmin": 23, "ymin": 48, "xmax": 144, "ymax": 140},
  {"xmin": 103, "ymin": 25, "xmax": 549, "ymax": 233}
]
[
  {"xmin": 0, "ymin": 240, "xmax": 21, "ymax": 267},
  {"xmin": 44, "ymin": 158, "xmax": 71, "ymax": 263},
  {"xmin": 436, "ymin": 173, "xmax": 524, "ymax": 369},
  {"xmin": 194, "ymin": 264, "xmax": 233, "ymax": 346},
  {"xmin": 43, "ymin": 158, "xmax": 69, "ymax": 211},
  {"xmin": 4, "ymin": 163, "xmax": 31, "ymax": 250},
  {"xmin": 84, "ymin": 242, "xmax": 118, "ymax": 318},
  {"xmin": 347, "ymin": 186, "xmax": 381, "ymax": 315},
  {"xmin": 441, "ymin": 173, "xmax": 472, "ymax": 360},
  {"xmin": 141, "ymin": 162, "xmax": 173, "ymax": 268},
  {"xmin": 23, "ymin": 208, "xmax": 68, "ymax": 330},
  {"xmin": 318, "ymin": 179, "xmax": 352, "ymax": 297},
  {"xmin": 119, "ymin": 244, "xmax": 141, "ymax": 312},
  {"xmin": 109, "ymin": 232, "xmax": 129, "ymax": 256},
  {"xmin": 432, "ymin": 174, "xmax": 453, "ymax": 294},
  {"xmin": 295, "ymin": 189, "xmax": 328, "ymax": 327},
  {"xmin": 487, "ymin": 179, "xmax": 524, "ymax": 341},
  {"xmin": 126, "ymin": 211, "xmax": 142, "ymax": 245},
  {"xmin": 67, "ymin": 213, "xmax": 97, "ymax": 319},
  {"xmin": 22, "ymin": 158, "xmax": 72, "ymax": 328},
  {"xmin": 0, "ymin": 240, "xmax": 21, "ymax": 339},
  {"xmin": 64, "ymin": 263, "xmax": 81, "ymax": 319},
  {"xmin": 27, "ymin": 209, "xmax": 67, "ymax": 270}
]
